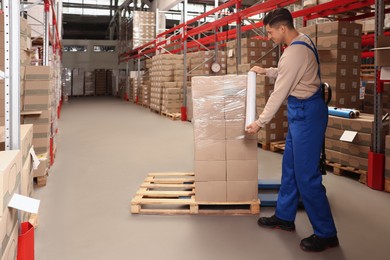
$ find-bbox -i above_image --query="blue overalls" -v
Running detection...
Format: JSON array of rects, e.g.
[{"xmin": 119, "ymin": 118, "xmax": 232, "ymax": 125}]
[{"xmin": 274, "ymin": 36, "xmax": 337, "ymax": 238}]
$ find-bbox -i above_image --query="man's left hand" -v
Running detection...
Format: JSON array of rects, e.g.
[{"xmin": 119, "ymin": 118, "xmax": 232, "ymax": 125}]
[{"xmin": 246, "ymin": 121, "xmax": 261, "ymax": 134}]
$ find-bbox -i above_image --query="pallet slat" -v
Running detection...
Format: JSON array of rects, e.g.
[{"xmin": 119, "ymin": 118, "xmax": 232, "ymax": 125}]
[{"xmin": 130, "ymin": 172, "xmax": 260, "ymax": 215}]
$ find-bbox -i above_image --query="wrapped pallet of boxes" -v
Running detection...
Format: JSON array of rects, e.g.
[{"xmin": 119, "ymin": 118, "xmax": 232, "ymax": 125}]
[
  {"xmin": 386, "ymin": 136, "xmax": 390, "ymax": 192},
  {"xmin": 317, "ymin": 21, "xmax": 362, "ymax": 109},
  {"xmin": 23, "ymin": 66, "xmax": 52, "ymax": 179},
  {"xmin": 192, "ymin": 75, "xmax": 258, "ymax": 203},
  {"xmin": 325, "ymin": 114, "xmax": 388, "ymax": 183},
  {"xmin": 0, "ymin": 150, "xmax": 22, "ymax": 260},
  {"xmin": 84, "ymin": 71, "xmax": 95, "ymax": 96},
  {"xmin": 95, "ymin": 69, "xmax": 107, "ymax": 96},
  {"xmin": 61, "ymin": 68, "xmax": 72, "ymax": 98},
  {"xmin": 72, "ymin": 68, "xmax": 85, "ymax": 96},
  {"xmin": 131, "ymin": 11, "xmax": 155, "ymax": 49}
]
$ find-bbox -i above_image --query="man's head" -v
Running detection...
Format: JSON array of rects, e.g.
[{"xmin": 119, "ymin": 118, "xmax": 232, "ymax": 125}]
[{"xmin": 263, "ymin": 8, "xmax": 295, "ymax": 45}]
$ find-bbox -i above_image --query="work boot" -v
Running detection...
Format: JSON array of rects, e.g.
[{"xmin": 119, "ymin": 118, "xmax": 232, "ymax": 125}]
[
  {"xmin": 257, "ymin": 215, "xmax": 295, "ymax": 231},
  {"xmin": 300, "ymin": 234, "xmax": 339, "ymax": 252}
]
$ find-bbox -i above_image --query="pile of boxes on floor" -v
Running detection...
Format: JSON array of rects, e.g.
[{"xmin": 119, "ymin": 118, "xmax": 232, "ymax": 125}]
[
  {"xmin": 192, "ymin": 75, "xmax": 258, "ymax": 202},
  {"xmin": 0, "ymin": 124, "xmax": 35, "ymax": 259}
]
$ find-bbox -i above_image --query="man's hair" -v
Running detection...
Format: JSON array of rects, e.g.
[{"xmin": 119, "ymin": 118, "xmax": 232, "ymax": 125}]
[{"xmin": 263, "ymin": 8, "xmax": 294, "ymax": 29}]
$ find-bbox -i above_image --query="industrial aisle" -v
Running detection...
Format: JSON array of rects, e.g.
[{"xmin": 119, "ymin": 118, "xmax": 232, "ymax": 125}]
[{"xmin": 34, "ymin": 97, "xmax": 390, "ymax": 260}]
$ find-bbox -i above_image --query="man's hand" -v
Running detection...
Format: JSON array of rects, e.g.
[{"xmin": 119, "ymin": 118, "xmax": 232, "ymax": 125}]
[
  {"xmin": 250, "ymin": 66, "xmax": 267, "ymax": 75},
  {"xmin": 246, "ymin": 121, "xmax": 261, "ymax": 134}
]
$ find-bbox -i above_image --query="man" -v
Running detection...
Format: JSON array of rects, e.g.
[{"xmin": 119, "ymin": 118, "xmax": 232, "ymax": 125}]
[{"xmin": 246, "ymin": 8, "xmax": 339, "ymax": 252}]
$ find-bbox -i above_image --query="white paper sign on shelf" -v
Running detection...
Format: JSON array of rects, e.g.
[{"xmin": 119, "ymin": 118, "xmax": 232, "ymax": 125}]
[
  {"xmin": 8, "ymin": 193, "xmax": 40, "ymax": 214},
  {"xmin": 29, "ymin": 147, "xmax": 40, "ymax": 170},
  {"xmin": 340, "ymin": 130, "xmax": 358, "ymax": 142},
  {"xmin": 380, "ymin": 67, "xmax": 390, "ymax": 81}
]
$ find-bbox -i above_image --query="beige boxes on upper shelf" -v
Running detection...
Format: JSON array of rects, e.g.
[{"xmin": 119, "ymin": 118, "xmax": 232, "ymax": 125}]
[
  {"xmin": 317, "ymin": 21, "xmax": 362, "ymax": 109},
  {"xmin": 192, "ymin": 75, "xmax": 258, "ymax": 203}
]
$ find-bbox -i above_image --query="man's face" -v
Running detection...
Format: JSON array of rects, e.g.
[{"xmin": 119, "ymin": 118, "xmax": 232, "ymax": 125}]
[{"xmin": 266, "ymin": 24, "xmax": 285, "ymax": 45}]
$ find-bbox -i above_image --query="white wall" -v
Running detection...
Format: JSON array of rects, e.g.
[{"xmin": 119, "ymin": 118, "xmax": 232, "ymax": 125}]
[{"xmin": 62, "ymin": 39, "xmax": 127, "ymax": 71}]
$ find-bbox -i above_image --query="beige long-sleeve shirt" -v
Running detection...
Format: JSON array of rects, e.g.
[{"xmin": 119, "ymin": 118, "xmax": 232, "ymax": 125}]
[{"xmin": 256, "ymin": 33, "xmax": 320, "ymax": 127}]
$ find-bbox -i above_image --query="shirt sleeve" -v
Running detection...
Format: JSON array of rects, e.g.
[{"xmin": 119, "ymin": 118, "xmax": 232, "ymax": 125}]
[
  {"xmin": 256, "ymin": 45, "xmax": 310, "ymax": 127},
  {"xmin": 265, "ymin": 67, "xmax": 278, "ymax": 78}
]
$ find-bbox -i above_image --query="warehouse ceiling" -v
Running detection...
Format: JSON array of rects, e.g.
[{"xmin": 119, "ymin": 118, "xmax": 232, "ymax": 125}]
[{"xmin": 62, "ymin": 0, "xmax": 259, "ymax": 40}]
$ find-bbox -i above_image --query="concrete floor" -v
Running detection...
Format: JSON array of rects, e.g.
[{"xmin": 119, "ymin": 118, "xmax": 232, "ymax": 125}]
[{"xmin": 34, "ymin": 97, "xmax": 390, "ymax": 260}]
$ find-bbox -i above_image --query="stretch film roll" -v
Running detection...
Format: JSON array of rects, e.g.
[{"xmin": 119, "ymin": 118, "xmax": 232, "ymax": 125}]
[
  {"xmin": 328, "ymin": 107, "xmax": 360, "ymax": 118},
  {"xmin": 245, "ymin": 71, "xmax": 257, "ymax": 128}
]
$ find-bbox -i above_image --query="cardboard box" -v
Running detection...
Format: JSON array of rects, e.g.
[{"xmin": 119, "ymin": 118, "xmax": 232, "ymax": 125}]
[
  {"xmin": 299, "ymin": 24, "xmax": 317, "ymax": 39},
  {"xmin": 258, "ymin": 128, "xmax": 288, "ymax": 144},
  {"xmin": 0, "ymin": 150, "xmax": 22, "ymax": 216},
  {"xmin": 339, "ymin": 151, "xmax": 369, "ymax": 171},
  {"xmin": 325, "ymin": 138, "xmax": 370, "ymax": 158},
  {"xmin": 24, "ymin": 66, "xmax": 51, "ymax": 80},
  {"xmin": 374, "ymin": 36, "xmax": 390, "ymax": 66},
  {"xmin": 226, "ymin": 181, "xmax": 258, "ymax": 202},
  {"xmin": 328, "ymin": 91, "xmax": 359, "ymax": 108},
  {"xmin": 325, "ymin": 149, "xmax": 340, "ymax": 164},
  {"xmin": 224, "ymin": 95, "xmax": 246, "ymax": 119},
  {"xmin": 225, "ymin": 119, "xmax": 257, "ymax": 140},
  {"xmin": 320, "ymin": 64, "xmax": 360, "ymax": 78},
  {"xmin": 33, "ymin": 152, "xmax": 49, "ymax": 177},
  {"xmin": 0, "ymin": 207, "xmax": 18, "ymax": 251},
  {"xmin": 24, "ymin": 80, "xmax": 51, "ymax": 91},
  {"xmin": 226, "ymin": 139, "xmax": 258, "ymax": 160},
  {"xmin": 1, "ymin": 223, "xmax": 18, "ymax": 260},
  {"xmin": 194, "ymin": 139, "xmax": 226, "ymax": 161},
  {"xmin": 327, "ymin": 114, "xmax": 381, "ymax": 134},
  {"xmin": 192, "ymin": 99, "xmax": 225, "ymax": 120},
  {"xmin": 321, "ymin": 77, "xmax": 359, "ymax": 93},
  {"xmin": 325, "ymin": 127, "xmax": 372, "ymax": 147},
  {"xmin": 317, "ymin": 21, "xmax": 362, "ymax": 37},
  {"xmin": 316, "ymin": 35, "xmax": 361, "ymax": 50},
  {"xmin": 195, "ymin": 181, "xmax": 226, "ymax": 202},
  {"xmin": 227, "ymin": 160, "xmax": 258, "ymax": 181},
  {"xmin": 195, "ymin": 161, "xmax": 226, "ymax": 181},
  {"xmin": 21, "ymin": 153, "xmax": 33, "ymax": 196},
  {"xmin": 319, "ymin": 50, "xmax": 361, "ymax": 65}
]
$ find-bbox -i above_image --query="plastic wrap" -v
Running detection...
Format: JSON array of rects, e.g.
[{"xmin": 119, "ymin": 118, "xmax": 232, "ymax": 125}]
[{"xmin": 246, "ymin": 71, "xmax": 257, "ymax": 128}]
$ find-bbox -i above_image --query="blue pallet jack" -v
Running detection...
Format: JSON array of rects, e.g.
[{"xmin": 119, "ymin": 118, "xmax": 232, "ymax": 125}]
[{"xmin": 257, "ymin": 83, "xmax": 332, "ymax": 208}]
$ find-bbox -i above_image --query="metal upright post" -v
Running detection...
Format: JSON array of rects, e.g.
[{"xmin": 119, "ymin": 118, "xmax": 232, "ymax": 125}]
[
  {"xmin": 137, "ymin": 56, "xmax": 141, "ymax": 103},
  {"xmin": 214, "ymin": 0, "xmax": 219, "ymax": 64},
  {"xmin": 367, "ymin": 0, "xmax": 385, "ymax": 190},
  {"xmin": 236, "ymin": 0, "xmax": 242, "ymax": 74},
  {"xmin": 43, "ymin": 0, "xmax": 50, "ymax": 66},
  {"xmin": 181, "ymin": 0, "xmax": 188, "ymax": 121},
  {"xmin": 3, "ymin": 0, "xmax": 21, "ymax": 150}
]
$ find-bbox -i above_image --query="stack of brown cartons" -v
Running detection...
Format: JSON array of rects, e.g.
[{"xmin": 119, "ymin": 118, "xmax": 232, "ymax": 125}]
[
  {"xmin": 106, "ymin": 70, "xmax": 113, "ymax": 95},
  {"xmin": 317, "ymin": 21, "xmax": 362, "ymax": 109},
  {"xmin": 142, "ymin": 59, "xmax": 152, "ymax": 106},
  {"xmin": 192, "ymin": 75, "xmax": 258, "ymax": 203},
  {"xmin": 0, "ymin": 150, "xmax": 22, "ymax": 260},
  {"xmin": 71, "ymin": 68, "xmax": 84, "ymax": 96},
  {"xmin": 84, "ymin": 71, "xmax": 95, "ymax": 96},
  {"xmin": 189, "ymin": 51, "xmax": 227, "ymax": 76},
  {"xmin": 20, "ymin": 17, "xmax": 32, "ymax": 66},
  {"xmin": 385, "ymin": 136, "xmax": 390, "ymax": 192},
  {"xmin": 150, "ymin": 54, "xmax": 183, "ymax": 112},
  {"xmin": 226, "ymin": 38, "xmax": 278, "ymax": 75},
  {"xmin": 131, "ymin": 11, "xmax": 155, "ymax": 49},
  {"xmin": 22, "ymin": 66, "xmax": 52, "ymax": 178},
  {"xmin": 256, "ymin": 75, "xmax": 288, "ymax": 146},
  {"xmin": 299, "ymin": 24, "xmax": 317, "ymax": 45},
  {"xmin": 95, "ymin": 69, "xmax": 107, "ymax": 95},
  {"xmin": 131, "ymin": 77, "xmax": 143, "ymax": 103},
  {"xmin": 363, "ymin": 82, "xmax": 390, "ymax": 114},
  {"xmin": 161, "ymin": 83, "xmax": 182, "ymax": 114},
  {"xmin": 325, "ymin": 114, "xmax": 388, "ymax": 181}
]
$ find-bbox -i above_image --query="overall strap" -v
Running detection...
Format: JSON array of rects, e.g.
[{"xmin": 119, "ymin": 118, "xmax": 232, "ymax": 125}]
[{"xmin": 290, "ymin": 35, "xmax": 321, "ymax": 80}]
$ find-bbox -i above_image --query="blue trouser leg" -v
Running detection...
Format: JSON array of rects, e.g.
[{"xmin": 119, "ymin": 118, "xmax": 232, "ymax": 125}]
[{"xmin": 276, "ymin": 93, "xmax": 337, "ymax": 238}]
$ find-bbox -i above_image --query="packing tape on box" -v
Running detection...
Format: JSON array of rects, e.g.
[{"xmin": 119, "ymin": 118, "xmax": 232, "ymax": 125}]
[{"xmin": 245, "ymin": 71, "xmax": 257, "ymax": 128}]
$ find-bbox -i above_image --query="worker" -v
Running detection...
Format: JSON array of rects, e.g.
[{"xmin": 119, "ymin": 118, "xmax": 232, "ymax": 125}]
[{"xmin": 246, "ymin": 8, "xmax": 339, "ymax": 252}]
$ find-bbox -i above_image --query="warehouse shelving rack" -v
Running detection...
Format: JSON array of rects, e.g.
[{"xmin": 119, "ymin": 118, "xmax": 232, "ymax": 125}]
[{"xmin": 118, "ymin": 0, "xmax": 389, "ymax": 191}]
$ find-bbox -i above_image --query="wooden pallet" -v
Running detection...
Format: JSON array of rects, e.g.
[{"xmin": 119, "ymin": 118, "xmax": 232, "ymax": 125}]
[
  {"xmin": 326, "ymin": 161, "xmax": 367, "ymax": 184},
  {"xmin": 270, "ymin": 141, "xmax": 286, "ymax": 152},
  {"xmin": 131, "ymin": 172, "xmax": 260, "ymax": 215},
  {"xmin": 258, "ymin": 142, "xmax": 270, "ymax": 151},
  {"xmin": 161, "ymin": 112, "xmax": 181, "ymax": 120},
  {"xmin": 34, "ymin": 174, "xmax": 48, "ymax": 187}
]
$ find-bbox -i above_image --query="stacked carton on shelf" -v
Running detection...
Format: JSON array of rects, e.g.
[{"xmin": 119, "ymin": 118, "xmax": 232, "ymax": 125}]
[
  {"xmin": 84, "ymin": 71, "xmax": 95, "ymax": 96},
  {"xmin": 316, "ymin": 21, "xmax": 362, "ymax": 109},
  {"xmin": 95, "ymin": 69, "xmax": 107, "ymax": 96},
  {"xmin": 192, "ymin": 75, "xmax": 258, "ymax": 202},
  {"xmin": 385, "ymin": 136, "xmax": 390, "ymax": 192},
  {"xmin": 131, "ymin": 11, "xmax": 155, "ymax": 49}
]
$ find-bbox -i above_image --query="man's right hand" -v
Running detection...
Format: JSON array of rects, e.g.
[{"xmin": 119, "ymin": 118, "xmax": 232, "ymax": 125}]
[{"xmin": 250, "ymin": 66, "xmax": 267, "ymax": 75}]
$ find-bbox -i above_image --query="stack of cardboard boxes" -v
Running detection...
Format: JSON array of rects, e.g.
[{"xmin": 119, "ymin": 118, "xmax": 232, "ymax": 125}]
[
  {"xmin": 142, "ymin": 59, "xmax": 152, "ymax": 107},
  {"xmin": 325, "ymin": 114, "xmax": 388, "ymax": 182},
  {"xmin": 256, "ymin": 76, "xmax": 288, "ymax": 146},
  {"xmin": 22, "ymin": 66, "xmax": 53, "ymax": 179},
  {"xmin": 71, "ymin": 68, "xmax": 85, "ymax": 96},
  {"xmin": 0, "ymin": 150, "xmax": 22, "ymax": 260},
  {"xmin": 189, "ymin": 51, "xmax": 227, "ymax": 76},
  {"xmin": 363, "ymin": 82, "xmax": 390, "ymax": 114},
  {"xmin": 61, "ymin": 68, "xmax": 72, "ymax": 98},
  {"xmin": 192, "ymin": 75, "xmax": 258, "ymax": 202},
  {"xmin": 150, "ymin": 54, "xmax": 183, "ymax": 112},
  {"xmin": 316, "ymin": 21, "xmax": 362, "ymax": 109},
  {"xmin": 95, "ymin": 69, "xmax": 107, "ymax": 95},
  {"xmin": 84, "ymin": 71, "xmax": 95, "ymax": 96},
  {"xmin": 226, "ymin": 38, "xmax": 278, "ymax": 75},
  {"xmin": 131, "ymin": 78, "xmax": 143, "ymax": 103},
  {"xmin": 131, "ymin": 11, "xmax": 155, "ymax": 49}
]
